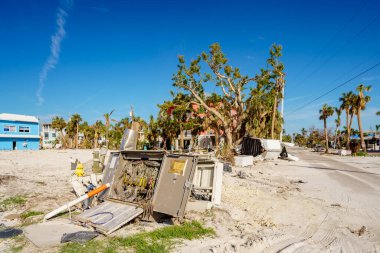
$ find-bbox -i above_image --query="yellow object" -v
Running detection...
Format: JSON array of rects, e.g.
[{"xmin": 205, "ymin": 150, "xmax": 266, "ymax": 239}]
[{"xmin": 74, "ymin": 163, "xmax": 84, "ymax": 177}]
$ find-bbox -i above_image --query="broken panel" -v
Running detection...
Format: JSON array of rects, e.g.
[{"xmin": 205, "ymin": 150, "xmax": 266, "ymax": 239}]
[
  {"xmin": 73, "ymin": 201, "xmax": 143, "ymax": 235},
  {"xmin": 152, "ymin": 154, "xmax": 197, "ymax": 217}
]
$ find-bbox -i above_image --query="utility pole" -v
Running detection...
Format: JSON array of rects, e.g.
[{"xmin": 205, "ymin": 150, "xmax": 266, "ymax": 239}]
[{"xmin": 279, "ymin": 73, "xmax": 285, "ymax": 142}]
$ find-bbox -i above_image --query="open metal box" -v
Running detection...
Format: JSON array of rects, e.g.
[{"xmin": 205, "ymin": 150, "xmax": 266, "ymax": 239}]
[
  {"xmin": 186, "ymin": 157, "xmax": 223, "ymax": 211},
  {"xmin": 73, "ymin": 151, "xmax": 198, "ymax": 234}
]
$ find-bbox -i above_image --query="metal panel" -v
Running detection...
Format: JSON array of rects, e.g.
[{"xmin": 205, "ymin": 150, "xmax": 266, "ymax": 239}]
[
  {"xmin": 152, "ymin": 154, "xmax": 197, "ymax": 217},
  {"xmin": 73, "ymin": 201, "xmax": 143, "ymax": 235},
  {"xmin": 97, "ymin": 152, "xmax": 120, "ymax": 200},
  {"xmin": 120, "ymin": 129, "xmax": 138, "ymax": 150}
]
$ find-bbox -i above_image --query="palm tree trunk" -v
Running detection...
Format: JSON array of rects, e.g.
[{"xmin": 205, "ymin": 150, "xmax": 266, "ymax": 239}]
[
  {"xmin": 345, "ymin": 109, "xmax": 349, "ymax": 149},
  {"xmin": 357, "ymin": 109, "xmax": 366, "ymax": 153},
  {"xmin": 76, "ymin": 123, "xmax": 79, "ymax": 149},
  {"xmin": 347, "ymin": 112, "xmax": 354, "ymax": 149},
  {"xmin": 324, "ymin": 118, "xmax": 328, "ymax": 153},
  {"xmin": 179, "ymin": 126, "xmax": 184, "ymax": 150},
  {"xmin": 94, "ymin": 132, "xmax": 98, "ymax": 149},
  {"xmin": 271, "ymin": 96, "xmax": 278, "ymax": 139}
]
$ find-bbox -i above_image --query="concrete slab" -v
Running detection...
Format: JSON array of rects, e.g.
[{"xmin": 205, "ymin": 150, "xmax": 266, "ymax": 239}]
[{"xmin": 23, "ymin": 219, "xmax": 91, "ymax": 248}]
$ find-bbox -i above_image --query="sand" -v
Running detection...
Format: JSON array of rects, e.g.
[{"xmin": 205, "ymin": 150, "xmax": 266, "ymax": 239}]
[{"xmin": 1, "ymin": 148, "xmax": 380, "ymax": 252}]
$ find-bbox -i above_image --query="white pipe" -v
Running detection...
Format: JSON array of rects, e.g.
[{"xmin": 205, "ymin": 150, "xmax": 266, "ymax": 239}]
[{"xmin": 44, "ymin": 183, "xmax": 110, "ymax": 221}]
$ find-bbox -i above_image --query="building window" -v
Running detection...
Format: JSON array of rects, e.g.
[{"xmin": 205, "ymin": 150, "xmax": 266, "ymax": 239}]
[
  {"xmin": 4, "ymin": 125, "xmax": 16, "ymax": 132},
  {"xmin": 19, "ymin": 126, "xmax": 30, "ymax": 133},
  {"xmin": 52, "ymin": 133, "xmax": 56, "ymax": 138},
  {"xmin": 44, "ymin": 132, "xmax": 49, "ymax": 139}
]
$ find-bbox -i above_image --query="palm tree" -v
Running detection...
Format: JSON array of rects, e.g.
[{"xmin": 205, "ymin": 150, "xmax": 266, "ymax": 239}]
[
  {"xmin": 103, "ymin": 109, "xmax": 115, "ymax": 149},
  {"xmin": 339, "ymin": 91, "xmax": 354, "ymax": 148},
  {"xmin": 376, "ymin": 124, "xmax": 380, "ymax": 151},
  {"xmin": 319, "ymin": 104, "xmax": 335, "ymax": 153},
  {"xmin": 334, "ymin": 107, "xmax": 342, "ymax": 149},
  {"xmin": 354, "ymin": 84, "xmax": 371, "ymax": 153},
  {"xmin": 267, "ymin": 44, "xmax": 285, "ymax": 140},
  {"xmin": 92, "ymin": 120, "xmax": 105, "ymax": 149},
  {"xmin": 70, "ymin": 114, "xmax": 82, "ymax": 149},
  {"xmin": 51, "ymin": 116, "xmax": 67, "ymax": 148},
  {"xmin": 301, "ymin": 128, "xmax": 307, "ymax": 137}
]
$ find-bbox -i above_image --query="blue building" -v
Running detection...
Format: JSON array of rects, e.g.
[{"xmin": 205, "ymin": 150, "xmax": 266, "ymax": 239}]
[{"xmin": 0, "ymin": 113, "xmax": 40, "ymax": 150}]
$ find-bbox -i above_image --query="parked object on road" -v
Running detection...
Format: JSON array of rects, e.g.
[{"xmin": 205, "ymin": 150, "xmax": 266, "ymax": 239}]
[
  {"xmin": 314, "ymin": 144, "xmax": 325, "ymax": 152},
  {"xmin": 338, "ymin": 149, "xmax": 351, "ymax": 156}
]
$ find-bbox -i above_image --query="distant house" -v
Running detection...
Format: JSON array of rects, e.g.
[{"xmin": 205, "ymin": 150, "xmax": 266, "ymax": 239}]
[
  {"xmin": 0, "ymin": 113, "xmax": 40, "ymax": 150},
  {"xmin": 41, "ymin": 123, "xmax": 60, "ymax": 149}
]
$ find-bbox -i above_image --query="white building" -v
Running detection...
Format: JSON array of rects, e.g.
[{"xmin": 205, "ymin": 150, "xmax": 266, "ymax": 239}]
[{"xmin": 41, "ymin": 123, "xmax": 60, "ymax": 149}]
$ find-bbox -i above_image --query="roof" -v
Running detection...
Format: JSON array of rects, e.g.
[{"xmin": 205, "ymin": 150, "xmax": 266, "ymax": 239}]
[{"xmin": 0, "ymin": 113, "xmax": 39, "ymax": 123}]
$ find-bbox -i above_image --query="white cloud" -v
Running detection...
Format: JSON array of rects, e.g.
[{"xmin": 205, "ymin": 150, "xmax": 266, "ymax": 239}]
[{"xmin": 36, "ymin": 1, "xmax": 73, "ymax": 106}]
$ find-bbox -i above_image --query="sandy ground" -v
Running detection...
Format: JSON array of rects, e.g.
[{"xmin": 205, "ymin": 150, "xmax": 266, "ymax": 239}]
[{"xmin": 1, "ymin": 148, "xmax": 380, "ymax": 252}]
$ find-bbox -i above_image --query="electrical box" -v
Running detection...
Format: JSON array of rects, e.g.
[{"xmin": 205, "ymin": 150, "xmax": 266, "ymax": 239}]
[
  {"xmin": 186, "ymin": 158, "xmax": 223, "ymax": 211},
  {"xmin": 73, "ymin": 151, "xmax": 199, "ymax": 234}
]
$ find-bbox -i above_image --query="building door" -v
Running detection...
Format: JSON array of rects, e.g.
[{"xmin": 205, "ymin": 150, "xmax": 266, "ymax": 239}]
[{"xmin": 12, "ymin": 141, "xmax": 16, "ymax": 150}]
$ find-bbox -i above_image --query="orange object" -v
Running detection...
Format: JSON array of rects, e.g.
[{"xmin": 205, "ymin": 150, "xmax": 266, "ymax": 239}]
[{"xmin": 87, "ymin": 184, "xmax": 109, "ymax": 197}]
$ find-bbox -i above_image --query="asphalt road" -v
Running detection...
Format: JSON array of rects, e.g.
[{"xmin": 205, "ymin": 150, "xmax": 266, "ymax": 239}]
[{"xmin": 266, "ymin": 147, "xmax": 380, "ymax": 252}]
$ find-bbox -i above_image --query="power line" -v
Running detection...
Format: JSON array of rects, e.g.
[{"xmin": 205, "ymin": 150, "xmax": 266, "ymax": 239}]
[
  {"xmin": 286, "ymin": 62, "xmax": 380, "ymax": 115},
  {"xmin": 293, "ymin": 0, "xmax": 370, "ymax": 80},
  {"xmin": 295, "ymin": 13, "xmax": 380, "ymax": 85}
]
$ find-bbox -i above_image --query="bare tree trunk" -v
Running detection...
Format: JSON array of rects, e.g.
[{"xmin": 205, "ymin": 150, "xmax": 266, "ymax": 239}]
[
  {"xmin": 179, "ymin": 126, "xmax": 184, "ymax": 150},
  {"xmin": 76, "ymin": 123, "xmax": 79, "ymax": 149},
  {"xmin": 271, "ymin": 96, "xmax": 278, "ymax": 139},
  {"xmin": 94, "ymin": 132, "xmax": 98, "ymax": 149},
  {"xmin": 357, "ymin": 109, "xmax": 366, "ymax": 153},
  {"xmin": 214, "ymin": 129, "xmax": 219, "ymax": 149},
  {"xmin": 347, "ymin": 112, "xmax": 354, "ymax": 149},
  {"xmin": 345, "ymin": 109, "xmax": 349, "ymax": 149},
  {"xmin": 60, "ymin": 130, "xmax": 66, "ymax": 148},
  {"xmin": 324, "ymin": 118, "xmax": 328, "ymax": 153},
  {"xmin": 225, "ymin": 127, "xmax": 233, "ymax": 149}
]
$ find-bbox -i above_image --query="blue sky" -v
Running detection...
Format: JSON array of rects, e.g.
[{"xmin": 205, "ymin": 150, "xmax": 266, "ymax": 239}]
[{"xmin": 0, "ymin": 0, "xmax": 379, "ymax": 134}]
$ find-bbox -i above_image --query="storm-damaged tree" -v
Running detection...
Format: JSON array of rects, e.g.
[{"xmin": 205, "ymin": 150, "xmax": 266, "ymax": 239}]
[
  {"xmin": 145, "ymin": 115, "xmax": 161, "ymax": 149},
  {"xmin": 79, "ymin": 121, "xmax": 95, "ymax": 148},
  {"xmin": 339, "ymin": 91, "xmax": 355, "ymax": 148},
  {"xmin": 172, "ymin": 43, "xmax": 285, "ymax": 154},
  {"xmin": 51, "ymin": 116, "xmax": 67, "ymax": 148},
  {"xmin": 103, "ymin": 110, "xmax": 115, "ymax": 149},
  {"xmin": 67, "ymin": 114, "xmax": 82, "ymax": 149},
  {"xmin": 334, "ymin": 107, "xmax": 342, "ymax": 149},
  {"xmin": 267, "ymin": 45, "xmax": 286, "ymax": 139},
  {"xmin": 354, "ymin": 84, "xmax": 371, "ymax": 153},
  {"xmin": 376, "ymin": 124, "xmax": 380, "ymax": 151},
  {"xmin": 319, "ymin": 104, "xmax": 334, "ymax": 153},
  {"xmin": 92, "ymin": 120, "xmax": 105, "ymax": 148},
  {"xmin": 157, "ymin": 92, "xmax": 200, "ymax": 150}
]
